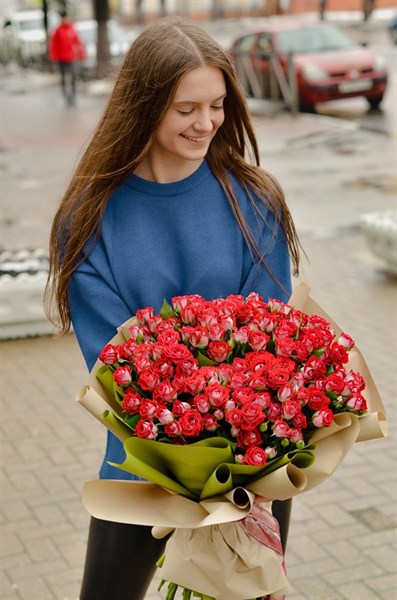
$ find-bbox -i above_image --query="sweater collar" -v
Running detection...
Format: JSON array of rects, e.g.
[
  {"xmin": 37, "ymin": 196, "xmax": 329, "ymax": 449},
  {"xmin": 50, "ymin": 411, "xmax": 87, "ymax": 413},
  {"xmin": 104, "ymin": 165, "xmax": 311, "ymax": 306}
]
[{"xmin": 125, "ymin": 160, "xmax": 212, "ymax": 197}]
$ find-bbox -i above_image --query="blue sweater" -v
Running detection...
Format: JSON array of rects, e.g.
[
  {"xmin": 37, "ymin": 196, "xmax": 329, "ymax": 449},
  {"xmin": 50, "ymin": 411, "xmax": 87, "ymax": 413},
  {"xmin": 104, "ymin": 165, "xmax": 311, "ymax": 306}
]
[{"xmin": 69, "ymin": 160, "xmax": 292, "ymax": 479}]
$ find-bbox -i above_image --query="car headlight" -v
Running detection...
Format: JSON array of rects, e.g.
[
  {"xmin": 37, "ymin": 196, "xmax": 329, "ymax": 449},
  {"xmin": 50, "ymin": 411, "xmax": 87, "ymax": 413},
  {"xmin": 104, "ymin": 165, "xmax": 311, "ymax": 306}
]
[
  {"xmin": 373, "ymin": 54, "xmax": 386, "ymax": 72},
  {"xmin": 301, "ymin": 64, "xmax": 328, "ymax": 81}
]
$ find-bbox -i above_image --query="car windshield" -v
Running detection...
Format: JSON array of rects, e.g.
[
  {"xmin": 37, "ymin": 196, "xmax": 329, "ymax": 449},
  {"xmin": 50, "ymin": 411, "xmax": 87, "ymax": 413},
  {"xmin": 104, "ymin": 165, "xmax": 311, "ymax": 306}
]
[{"xmin": 277, "ymin": 25, "xmax": 356, "ymax": 54}]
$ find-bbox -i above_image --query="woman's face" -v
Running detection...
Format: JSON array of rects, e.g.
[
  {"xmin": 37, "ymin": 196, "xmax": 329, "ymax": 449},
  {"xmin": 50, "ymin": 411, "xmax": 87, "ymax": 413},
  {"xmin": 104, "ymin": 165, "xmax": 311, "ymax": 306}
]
[{"xmin": 149, "ymin": 65, "xmax": 227, "ymax": 177}]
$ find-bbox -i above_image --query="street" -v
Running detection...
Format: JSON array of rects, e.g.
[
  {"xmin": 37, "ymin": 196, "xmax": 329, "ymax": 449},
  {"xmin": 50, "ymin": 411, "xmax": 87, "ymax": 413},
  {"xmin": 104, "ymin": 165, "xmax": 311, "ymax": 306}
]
[{"xmin": 1, "ymin": 15, "xmax": 396, "ymax": 600}]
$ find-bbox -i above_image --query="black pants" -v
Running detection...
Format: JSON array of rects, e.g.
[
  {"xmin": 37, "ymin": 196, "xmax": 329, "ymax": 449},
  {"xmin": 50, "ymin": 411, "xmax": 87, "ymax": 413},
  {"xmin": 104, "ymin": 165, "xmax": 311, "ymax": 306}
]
[
  {"xmin": 79, "ymin": 498, "xmax": 292, "ymax": 600},
  {"xmin": 58, "ymin": 61, "xmax": 77, "ymax": 103}
]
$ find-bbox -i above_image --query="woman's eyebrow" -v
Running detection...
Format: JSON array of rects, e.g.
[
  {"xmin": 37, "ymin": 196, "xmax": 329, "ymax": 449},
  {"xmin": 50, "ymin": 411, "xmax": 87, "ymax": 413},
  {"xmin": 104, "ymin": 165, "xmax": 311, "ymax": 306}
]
[{"xmin": 174, "ymin": 94, "xmax": 227, "ymax": 105}]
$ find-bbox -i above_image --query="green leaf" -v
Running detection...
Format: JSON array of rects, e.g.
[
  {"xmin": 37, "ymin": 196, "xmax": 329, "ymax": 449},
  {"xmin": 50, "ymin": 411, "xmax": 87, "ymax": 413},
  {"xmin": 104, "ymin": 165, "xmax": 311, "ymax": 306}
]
[
  {"xmin": 123, "ymin": 413, "xmax": 140, "ymax": 429},
  {"xmin": 160, "ymin": 298, "xmax": 176, "ymax": 320},
  {"xmin": 197, "ymin": 351, "xmax": 219, "ymax": 367}
]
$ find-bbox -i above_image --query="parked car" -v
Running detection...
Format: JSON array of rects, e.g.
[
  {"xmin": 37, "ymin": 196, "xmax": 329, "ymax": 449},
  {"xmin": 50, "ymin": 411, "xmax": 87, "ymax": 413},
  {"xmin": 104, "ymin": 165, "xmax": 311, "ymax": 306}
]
[
  {"xmin": 229, "ymin": 22, "xmax": 388, "ymax": 111},
  {"xmin": 75, "ymin": 19, "xmax": 130, "ymax": 78},
  {"xmin": 0, "ymin": 9, "xmax": 59, "ymax": 66}
]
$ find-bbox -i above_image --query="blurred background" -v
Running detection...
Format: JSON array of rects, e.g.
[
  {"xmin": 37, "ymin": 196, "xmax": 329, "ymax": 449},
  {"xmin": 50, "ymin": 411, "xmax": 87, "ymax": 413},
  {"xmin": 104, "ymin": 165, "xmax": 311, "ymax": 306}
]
[{"xmin": 1, "ymin": 1, "xmax": 396, "ymax": 599}]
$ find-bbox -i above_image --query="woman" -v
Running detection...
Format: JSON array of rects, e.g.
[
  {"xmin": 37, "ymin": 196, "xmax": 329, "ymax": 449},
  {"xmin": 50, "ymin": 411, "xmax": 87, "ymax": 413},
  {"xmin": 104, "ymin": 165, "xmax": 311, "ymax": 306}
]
[
  {"xmin": 49, "ymin": 11, "xmax": 86, "ymax": 106},
  {"xmin": 46, "ymin": 16, "xmax": 300, "ymax": 600}
]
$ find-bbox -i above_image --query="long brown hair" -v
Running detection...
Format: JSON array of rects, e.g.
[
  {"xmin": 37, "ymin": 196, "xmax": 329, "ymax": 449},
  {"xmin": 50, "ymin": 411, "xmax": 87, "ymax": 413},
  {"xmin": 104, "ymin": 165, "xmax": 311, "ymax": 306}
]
[{"xmin": 45, "ymin": 16, "xmax": 300, "ymax": 334}]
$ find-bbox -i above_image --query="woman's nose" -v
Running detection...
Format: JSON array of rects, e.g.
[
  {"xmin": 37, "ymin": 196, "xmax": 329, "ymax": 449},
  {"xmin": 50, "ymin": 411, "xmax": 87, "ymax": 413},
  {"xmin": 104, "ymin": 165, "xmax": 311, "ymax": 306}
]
[{"xmin": 193, "ymin": 110, "xmax": 213, "ymax": 132}]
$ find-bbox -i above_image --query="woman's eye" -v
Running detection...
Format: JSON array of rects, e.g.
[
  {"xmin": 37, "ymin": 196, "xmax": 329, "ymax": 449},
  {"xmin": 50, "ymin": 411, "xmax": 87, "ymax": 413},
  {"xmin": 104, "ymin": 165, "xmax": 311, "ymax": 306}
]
[
  {"xmin": 211, "ymin": 105, "xmax": 224, "ymax": 110},
  {"xmin": 177, "ymin": 109, "xmax": 194, "ymax": 115}
]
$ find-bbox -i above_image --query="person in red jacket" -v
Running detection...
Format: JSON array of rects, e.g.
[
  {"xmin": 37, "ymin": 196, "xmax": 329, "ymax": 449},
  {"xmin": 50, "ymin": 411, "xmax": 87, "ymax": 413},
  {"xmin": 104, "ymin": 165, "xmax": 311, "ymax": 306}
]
[{"xmin": 49, "ymin": 11, "xmax": 86, "ymax": 105}]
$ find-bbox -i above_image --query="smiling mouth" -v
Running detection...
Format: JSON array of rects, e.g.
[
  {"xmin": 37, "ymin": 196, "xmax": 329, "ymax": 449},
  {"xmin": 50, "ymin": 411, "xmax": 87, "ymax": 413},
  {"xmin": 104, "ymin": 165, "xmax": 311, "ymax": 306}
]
[{"xmin": 181, "ymin": 134, "xmax": 208, "ymax": 143}]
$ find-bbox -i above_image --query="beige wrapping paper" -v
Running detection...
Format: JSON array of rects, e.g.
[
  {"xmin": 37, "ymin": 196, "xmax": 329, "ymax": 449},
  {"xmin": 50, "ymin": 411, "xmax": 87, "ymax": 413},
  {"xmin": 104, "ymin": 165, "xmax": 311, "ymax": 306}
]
[
  {"xmin": 77, "ymin": 282, "xmax": 388, "ymax": 599},
  {"xmin": 160, "ymin": 516, "xmax": 290, "ymax": 599}
]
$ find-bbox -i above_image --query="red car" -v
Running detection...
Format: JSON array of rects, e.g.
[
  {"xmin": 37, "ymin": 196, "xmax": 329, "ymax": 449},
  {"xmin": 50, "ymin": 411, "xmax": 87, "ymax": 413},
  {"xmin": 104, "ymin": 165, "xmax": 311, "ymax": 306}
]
[{"xmin": 229, "ymin": 22, "xmax": 388, "ymax": 111}]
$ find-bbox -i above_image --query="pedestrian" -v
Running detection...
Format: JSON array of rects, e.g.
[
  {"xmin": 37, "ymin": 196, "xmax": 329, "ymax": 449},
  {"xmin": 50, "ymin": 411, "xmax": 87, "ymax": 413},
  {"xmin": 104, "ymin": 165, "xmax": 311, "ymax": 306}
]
[
  {"xmin": 49, "ymin": 11, "xmax": 86, "ymax": 106},
  {"xmin": 45, "ymin": 16, "xmax": 301, "ymax": 600}
]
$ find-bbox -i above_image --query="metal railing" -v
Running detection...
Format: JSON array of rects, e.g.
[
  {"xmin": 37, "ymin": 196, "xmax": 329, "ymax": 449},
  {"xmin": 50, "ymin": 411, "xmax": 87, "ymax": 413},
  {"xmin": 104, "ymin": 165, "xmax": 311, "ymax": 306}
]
[{"xmin": 233, "ymin": 49, "xmax": 299, "ymax": 114}]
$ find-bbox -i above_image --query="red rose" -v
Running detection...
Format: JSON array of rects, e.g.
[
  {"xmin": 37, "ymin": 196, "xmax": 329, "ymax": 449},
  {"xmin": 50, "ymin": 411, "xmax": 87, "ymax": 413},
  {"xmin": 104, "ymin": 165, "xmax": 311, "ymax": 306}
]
[
  {"xmin": 232, "ymin": 387, "xmax": 255, "ymax": 405},
  {"xmin": 225, "ymin": 407, "xmax": 243, "ymax": 427},
  {"xmin": 243, "ymin": 446, "xmax": 267, "ymax": 466},
  {"xmin": 330, "ymin": 343, "xmax": 349, "ymax": 364},
  {"xmin": 180, "ymin": 325, "xmax": 209, "ymax": 348},
  {"xmin": 205, "ymin": 382, "xmax": 230, "ymax": 407},
  {"xmin": 154, "ymin": 317, "xmax": 180, "ymax": 335},
  {"xmin": 175, "ymin": 357, "xmax": 198, "ymax": 377},
  {"xmin": 157, "ymin": 329, "xmax": 181, "ymax": 346},
  {"xmin": 122, "ymin": 391, "xmax": 142, "ymax": 414},
  {"xmin": 346, "ymin": 393, "xmax": 368, "ymax": 413},
  {"xmin": 164, "ymin": 344, "xmax": 195, "ymax": 363},
  {"xmin": 248, "ymin": 330, "xmax": 270, "ymax": 351},
  {"xmin": 272, "ymin": 419, "xmax": 291, "ymax": 438},
  {"xmin": 275, "ymin": 320, "xmax": 298, "ymax": 338},
  {"xmin": 118, "ymin": 338, "xmax": 137, "ymax": 360},
  {"xmin": 237, "ymin": 428, "xmax": 262, "ymax": 449},
  {"xmin": 152, "ymin": 380, "xmax": 177, "ymax": 403},
  {"xmin": 292, "ymin": 412, "xmax": 307, "ymax": 429},
  {"xmin": 342, "ymin": 370, "xmax": 366, "ymax": 395},
  {"xmin": 312, "ymin": 409, "xmax": 334, "ymax": 427},
  {"xmin": 290, "ymin": 428, "xmax": 304, "ymax": 443},
  {"xmin": 307, "ymin": 389, "xmax": 329, "ymax": 411},
  {"xmin": 135, "ymin": 418, "xmax": 158, "ymax": 439},
  {"xmin": 281, "ymin": 400, "xmax": 301, "ymax": 420},
  {"xmin": 267, "ymin": 367, "xmax": 291, "ymax": 389},
  {"xmin": 164, "ymin": 420, "xmax": 183, "ymax": 437},
  {"xmin": 172, "ymin": 399, "xmax": 190, "ymax": 417},
  {"xmin": 184, "ymin": 370, "xmax": 207, "ymax": 394},
  {"xmin": 155, "ymin": 406, "xmax": 174, "ymax": 424},
  {"xmin": 139, "ymin": 399, "xmax": 158, "ymax": 418},
  {"xmin": 193, "ymin": 394, "xmax": 210, "ymax": 413},
  {"xmin": 154, "ymin": 358, "xmax": 175, "ymax": 380},
  {"xmin": 207, "ymin": 322, "xmax": 226, "ymax": 341},
  {"xmin": 324, "ymin": 373, "xmax": 345, "ymax": 395},
  {"xmin": 99, "ymin": 344, "xmax": 119, "ymax": 365},
  {"xmin": 233, "ymin": 325, "xmax": 250, "ymax": 344},
  {"xmin": 267, "ymin": 403, "xmax": 282, "ymax": 422},
  {"xmin": 273, "ymin": 356, "xmax": 296, "ymax": 373},
  {"xmin": 207, "ymin": 341, "xmax": 231, "ymax": 362},
  {"xmin": 247, "ymin": 351, "xmax": 275, "ymax": 374},
  {"xmin": 254, "ymin": 392, "xmax": 272, "ymax": 409},
  {"xmin": 302, "ymin": 355, "xmax": 327, "ymax": 381},
  {"xmin": 338, "ymin": 332, "xmax": 355, "ymax": 350},
  {"xmin": 179, "ymin": 409, "xmax": 203, "ymax": 437},
  {"xmin": 202, "ymin": 413, "xmax": 219, "ymax": 432},
  {"xmin": 240, "ymin": 403, "xmax": 266, "ymax": 430},
  {"xmin": 137, "ymin": 367, "xmax": 161, "ymax": 391},
  {"xmin": 135, "ymin": 306, "xmax": 154, "ymax": 324},
  {"xmin": 113, "ymin": 365, "xmax": 132, "ymax": 386}
]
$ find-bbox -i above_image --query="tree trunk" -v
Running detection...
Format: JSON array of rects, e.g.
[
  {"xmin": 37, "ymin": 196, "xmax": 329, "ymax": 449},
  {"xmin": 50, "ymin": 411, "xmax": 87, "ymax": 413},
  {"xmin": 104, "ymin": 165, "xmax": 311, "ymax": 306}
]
[
  {"xmin": 363, "ymin": 0, "xmax": 375, "ymax": 21},
  {"xmin": 93, "ymin": 0, "xmax": 111, "ymax": 79},
  {"xmin": 319, "ymin": 0, "xmax": 328, "ymax": 20}
]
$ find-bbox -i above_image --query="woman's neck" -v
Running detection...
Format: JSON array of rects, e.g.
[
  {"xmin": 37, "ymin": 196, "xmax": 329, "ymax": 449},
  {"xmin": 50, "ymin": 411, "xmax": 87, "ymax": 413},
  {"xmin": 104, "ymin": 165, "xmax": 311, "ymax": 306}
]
[{"xmin": 134, "ymin": 155, "xmax": 204, "ymax": 183}]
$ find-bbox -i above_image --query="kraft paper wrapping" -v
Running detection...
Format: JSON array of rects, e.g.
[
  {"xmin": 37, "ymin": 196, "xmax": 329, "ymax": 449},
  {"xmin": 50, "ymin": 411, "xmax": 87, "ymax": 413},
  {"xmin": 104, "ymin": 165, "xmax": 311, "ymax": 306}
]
[
  {"xmin": 160, "ymin": 516, "xmax": 290, "ymax": 599},
  {"xmin": 77, "ymin": 283, "xmax": 387, "ymax": 599}
]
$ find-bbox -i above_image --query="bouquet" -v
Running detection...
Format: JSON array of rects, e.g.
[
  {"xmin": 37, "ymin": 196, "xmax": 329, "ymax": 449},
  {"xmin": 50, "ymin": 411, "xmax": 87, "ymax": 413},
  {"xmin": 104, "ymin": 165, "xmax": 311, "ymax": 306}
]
[{"xmin": 77, "ymin": 283, "xmax": 386, "ymax": 600}]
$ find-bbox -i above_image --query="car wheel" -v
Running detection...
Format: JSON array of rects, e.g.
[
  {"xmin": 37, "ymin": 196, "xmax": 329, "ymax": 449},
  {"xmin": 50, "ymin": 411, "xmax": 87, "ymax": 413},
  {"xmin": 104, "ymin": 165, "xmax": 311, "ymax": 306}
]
[
  {"xmin": 298, "ymin": 101, "xmax": 316, "ymax": 113},
  {"xmin": 367, "ymin": 96, "xmax": 383, "ymax": 109}
]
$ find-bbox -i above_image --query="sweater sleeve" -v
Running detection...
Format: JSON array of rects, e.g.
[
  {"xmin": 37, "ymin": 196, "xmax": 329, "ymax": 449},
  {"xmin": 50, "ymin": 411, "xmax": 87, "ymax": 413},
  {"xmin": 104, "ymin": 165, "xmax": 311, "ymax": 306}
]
[
  {"xmin": 68, "ymin": 238, "xmax": 132, "ymax": 371},
  {"xmin": 239, "ymin": 199, "xmax": 292, "ymax": 304}
]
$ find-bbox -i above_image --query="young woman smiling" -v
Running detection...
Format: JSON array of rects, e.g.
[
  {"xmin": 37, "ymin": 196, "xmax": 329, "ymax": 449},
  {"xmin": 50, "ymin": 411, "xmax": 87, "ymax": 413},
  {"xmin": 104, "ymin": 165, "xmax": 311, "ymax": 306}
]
[{"xmin": 46, "ymin": 15, "xmax": 300, "ymax": 600}]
